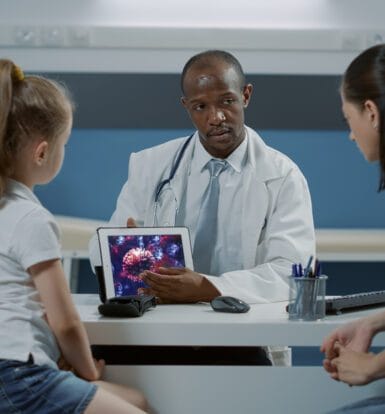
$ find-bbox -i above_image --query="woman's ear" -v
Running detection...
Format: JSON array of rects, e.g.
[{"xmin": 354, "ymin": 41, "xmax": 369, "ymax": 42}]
[
  {"xmin": 364, "ymin": 100, "xmax": 380, "ymax": 130},
  {"xmin": 33, "ymin": 141, "xmax": 49, "ymax": 166}
]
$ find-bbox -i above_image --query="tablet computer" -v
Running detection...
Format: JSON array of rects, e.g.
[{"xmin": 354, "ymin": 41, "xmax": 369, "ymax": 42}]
[{"xmin": 97, "ymin": 227, "xmax": 193, "ymax": 299}]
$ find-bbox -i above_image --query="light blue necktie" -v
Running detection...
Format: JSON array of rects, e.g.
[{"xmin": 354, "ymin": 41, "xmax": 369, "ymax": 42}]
[{"xmin": 193, "ymin": 159, "xmax": 228, "ymax": 275}]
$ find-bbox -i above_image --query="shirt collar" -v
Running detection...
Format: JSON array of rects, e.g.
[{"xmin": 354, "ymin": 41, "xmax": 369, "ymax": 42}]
[
  {"xmin": 6, "ymin": 179, "xmax": 41, "ymax": 206},
  {"xmin": 192, "ymin": 130, "xmax": 248, "ymax": 174},
  {"xmin": 225, "ymin": 132, "xmax": 248, "ymax": 173}
]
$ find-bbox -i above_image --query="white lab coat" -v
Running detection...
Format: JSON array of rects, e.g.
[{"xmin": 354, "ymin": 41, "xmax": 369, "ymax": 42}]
[{"xmin": 89, "ymin": 126, "xmax": 315, "ymax": 365}]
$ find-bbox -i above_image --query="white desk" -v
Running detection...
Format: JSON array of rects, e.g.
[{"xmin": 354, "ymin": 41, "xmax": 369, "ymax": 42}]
[{"xmin": 76, "ymin": 294, "xmax": 385, "ymax": 414}]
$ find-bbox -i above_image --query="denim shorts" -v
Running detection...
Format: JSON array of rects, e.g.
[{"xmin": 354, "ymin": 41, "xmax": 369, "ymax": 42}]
[{"xmin": 0, "ymin": 358, "xmax": 97, "ymax": 413}]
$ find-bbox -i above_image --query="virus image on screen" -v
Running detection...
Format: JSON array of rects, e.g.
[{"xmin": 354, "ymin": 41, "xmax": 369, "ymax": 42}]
[{"xmin": 108, "ymin": 234, "xmax": 185, "ymax": 296}]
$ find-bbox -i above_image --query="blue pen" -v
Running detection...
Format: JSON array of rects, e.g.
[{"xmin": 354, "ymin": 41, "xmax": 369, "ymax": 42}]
[{"xmin": 298, "ymin": 263, "xmax": 303, "ymax": 277}]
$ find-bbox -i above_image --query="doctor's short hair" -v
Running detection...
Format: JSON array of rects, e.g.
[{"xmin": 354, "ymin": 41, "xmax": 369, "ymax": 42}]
[
  {"xmin": 180, "ymin": 50, "xmax": 246, "ymax": 94},
  {"xmin": 342, "ymin": 44, "xmax": 385, "ymax": 191}
]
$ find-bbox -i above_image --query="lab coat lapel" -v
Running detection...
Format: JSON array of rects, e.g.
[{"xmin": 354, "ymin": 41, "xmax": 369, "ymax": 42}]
[
  {"xmin": 241, "ymin": 171, "xmax": 268, "ymax": 268},
  {"xmin": 241, "ymin": 127, "xmax": 280, "ymax": 268}
]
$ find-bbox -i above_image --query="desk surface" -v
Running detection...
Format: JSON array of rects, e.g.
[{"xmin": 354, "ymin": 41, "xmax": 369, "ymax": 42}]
[
  {"xmin": 76, "ymin": 294, "xmax": 385, "ymax": 414},
  {"xmin": 75, "ymin": 294, "xmax": 385, "ymax": 347}
]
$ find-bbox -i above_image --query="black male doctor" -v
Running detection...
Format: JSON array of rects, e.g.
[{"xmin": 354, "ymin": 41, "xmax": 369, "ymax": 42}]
[{"xmin": 89, "ymin": 50, "xmax": 315, "ymax": 364}]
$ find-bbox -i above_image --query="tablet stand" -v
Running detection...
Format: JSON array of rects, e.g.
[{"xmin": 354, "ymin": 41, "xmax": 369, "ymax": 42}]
[{"xmin": 95, "ymin": 265, "xmax": 107, "ymax": 303}]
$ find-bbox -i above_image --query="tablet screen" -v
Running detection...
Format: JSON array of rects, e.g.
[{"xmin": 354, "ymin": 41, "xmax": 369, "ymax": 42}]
[{"xmin": 97, "ymin": 227, "xmax": 193, "ymax": 298}]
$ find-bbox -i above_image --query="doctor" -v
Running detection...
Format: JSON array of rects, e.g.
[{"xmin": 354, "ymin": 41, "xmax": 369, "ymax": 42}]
[{"xmin": 90, "ymin": 49, "xmax": 315, "ymax": 306}]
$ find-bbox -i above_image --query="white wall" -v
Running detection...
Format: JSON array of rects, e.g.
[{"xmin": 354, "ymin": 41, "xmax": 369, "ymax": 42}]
[{"xmin": 0, "ymin": 0, "xmax": 384, "ymax": 74}]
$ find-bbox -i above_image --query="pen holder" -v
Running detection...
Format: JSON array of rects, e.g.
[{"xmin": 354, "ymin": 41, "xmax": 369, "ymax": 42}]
[{"xmin": 288, "ymin": 275, "xmax": 328, "ymax": 321}]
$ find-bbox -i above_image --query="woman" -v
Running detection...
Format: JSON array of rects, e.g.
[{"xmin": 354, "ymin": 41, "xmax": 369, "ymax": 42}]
[{"xmin": 321, "ymin": 43, "xmax": 385, "ymax": 413}]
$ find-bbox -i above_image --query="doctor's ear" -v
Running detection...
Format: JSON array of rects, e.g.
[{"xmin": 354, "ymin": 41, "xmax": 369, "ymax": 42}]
[
  {"xmin": 364, "ymin": 100, "xmax": 380, "ymax": 130},
  {"xmin": 242, "ymin": 84, "xmax": 253, "ymax": 108}
]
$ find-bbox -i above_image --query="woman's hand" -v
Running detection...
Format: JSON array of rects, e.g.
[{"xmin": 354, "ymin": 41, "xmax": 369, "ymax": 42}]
[
  {"xmin": 321, "ymin": 318, "xmax": 375, "ymax": 376},
  {"xmin": 330, "ymin": 342, "xmax": 377, "ymax": 386}
]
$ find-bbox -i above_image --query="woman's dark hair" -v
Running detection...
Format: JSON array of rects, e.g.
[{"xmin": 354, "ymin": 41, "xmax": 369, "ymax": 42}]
[{"xmin": 342, "ymin": 44, "xmax": 385, "ymax": 191}]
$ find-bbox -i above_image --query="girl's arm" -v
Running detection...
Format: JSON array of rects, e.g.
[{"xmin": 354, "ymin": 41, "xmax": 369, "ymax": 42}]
[{"xmin": 29, "ymin": 259, "xmax": 102, "ymax": 381}]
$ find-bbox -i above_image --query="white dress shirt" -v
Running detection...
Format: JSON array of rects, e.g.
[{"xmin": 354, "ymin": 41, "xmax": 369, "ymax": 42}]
[{"xmin": 178, "ymin": 135, "xmax": 248, "ymax": 275}]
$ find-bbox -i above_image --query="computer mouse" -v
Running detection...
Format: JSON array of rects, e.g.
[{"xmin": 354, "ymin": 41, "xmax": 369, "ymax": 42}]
[{"xmin": 210, "ymin": 296, "xmax": 250, "ymax": 313}]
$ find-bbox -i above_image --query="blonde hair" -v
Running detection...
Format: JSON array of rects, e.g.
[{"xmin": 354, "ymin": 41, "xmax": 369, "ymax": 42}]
[{"xmin": 0, "ymin": 59, "xmax": 74, "ymax": 197}]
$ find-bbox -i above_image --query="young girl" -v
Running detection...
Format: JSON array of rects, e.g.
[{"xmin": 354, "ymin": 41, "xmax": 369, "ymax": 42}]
[
  {"xmin": 321, "ymin": 44, "xmax": 385, "ymax": 413},
  {"xmin": 0, "ymin": 59, "xmax": 148, "ymax": 414}
]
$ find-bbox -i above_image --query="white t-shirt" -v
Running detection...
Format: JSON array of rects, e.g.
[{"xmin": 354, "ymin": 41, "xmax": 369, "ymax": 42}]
[{"xmin": 0, "ymin": 179, "xmax": 61, "ymax": 368}]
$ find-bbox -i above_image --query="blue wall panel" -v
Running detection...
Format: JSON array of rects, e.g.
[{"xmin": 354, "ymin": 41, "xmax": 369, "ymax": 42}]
[
  {"xmin": 35, "ymin": 129, "xmax": 191, "ymax": 220},
  {"xmin": 264, "ymin": 130, "xmax": 384, "ymax": 228},
  {"xmin": 35, "ymin": 128, "xmax": 385, "ymax": 228}
]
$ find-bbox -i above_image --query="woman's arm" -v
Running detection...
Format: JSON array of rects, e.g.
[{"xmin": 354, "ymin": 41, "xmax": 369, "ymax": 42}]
[
  {"xmin": 322, "ymin": 310, "xmax": 385, "ymax": 358},
  {"xmin": 29, "ymin": 259, "xmax": 102, "ymax": 381}
]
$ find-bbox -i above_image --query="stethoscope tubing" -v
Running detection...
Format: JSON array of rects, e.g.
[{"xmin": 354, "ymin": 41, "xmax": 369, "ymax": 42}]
[{"xmin": 154, "ymin": 134, "xmax": 194, "ymax": 203}]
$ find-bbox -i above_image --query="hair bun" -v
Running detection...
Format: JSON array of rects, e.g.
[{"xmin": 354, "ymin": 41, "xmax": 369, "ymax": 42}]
[{"xmin": 12, "ymin": 65, "xmax": 24, "ymax": 82}]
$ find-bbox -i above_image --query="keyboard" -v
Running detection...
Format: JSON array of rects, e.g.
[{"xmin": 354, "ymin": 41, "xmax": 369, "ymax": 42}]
[{"xmin": 326, "ymin": 290, "xmax": 385, "ymax": 314}]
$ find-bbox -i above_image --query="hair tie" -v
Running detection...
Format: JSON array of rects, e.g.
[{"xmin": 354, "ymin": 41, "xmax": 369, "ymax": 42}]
[{"xmin": 12, "ymin": 65, "xmax": 25, "ymax": 82}]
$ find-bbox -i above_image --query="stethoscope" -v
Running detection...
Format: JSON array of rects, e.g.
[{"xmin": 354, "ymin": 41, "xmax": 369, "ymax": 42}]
[{"xmin": 154, "ymin": 134, "xmax": 194, "ymax": 204}]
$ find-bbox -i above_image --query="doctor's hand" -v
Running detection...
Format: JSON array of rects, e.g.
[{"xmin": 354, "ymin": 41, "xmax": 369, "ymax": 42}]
[
  {"xmin": 138, "ymin": 267, "xmax": 220, "ymax": 304},
  {"xmin": 126, "ymin": 217, "xmax": 137, "ymax": 227}
]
